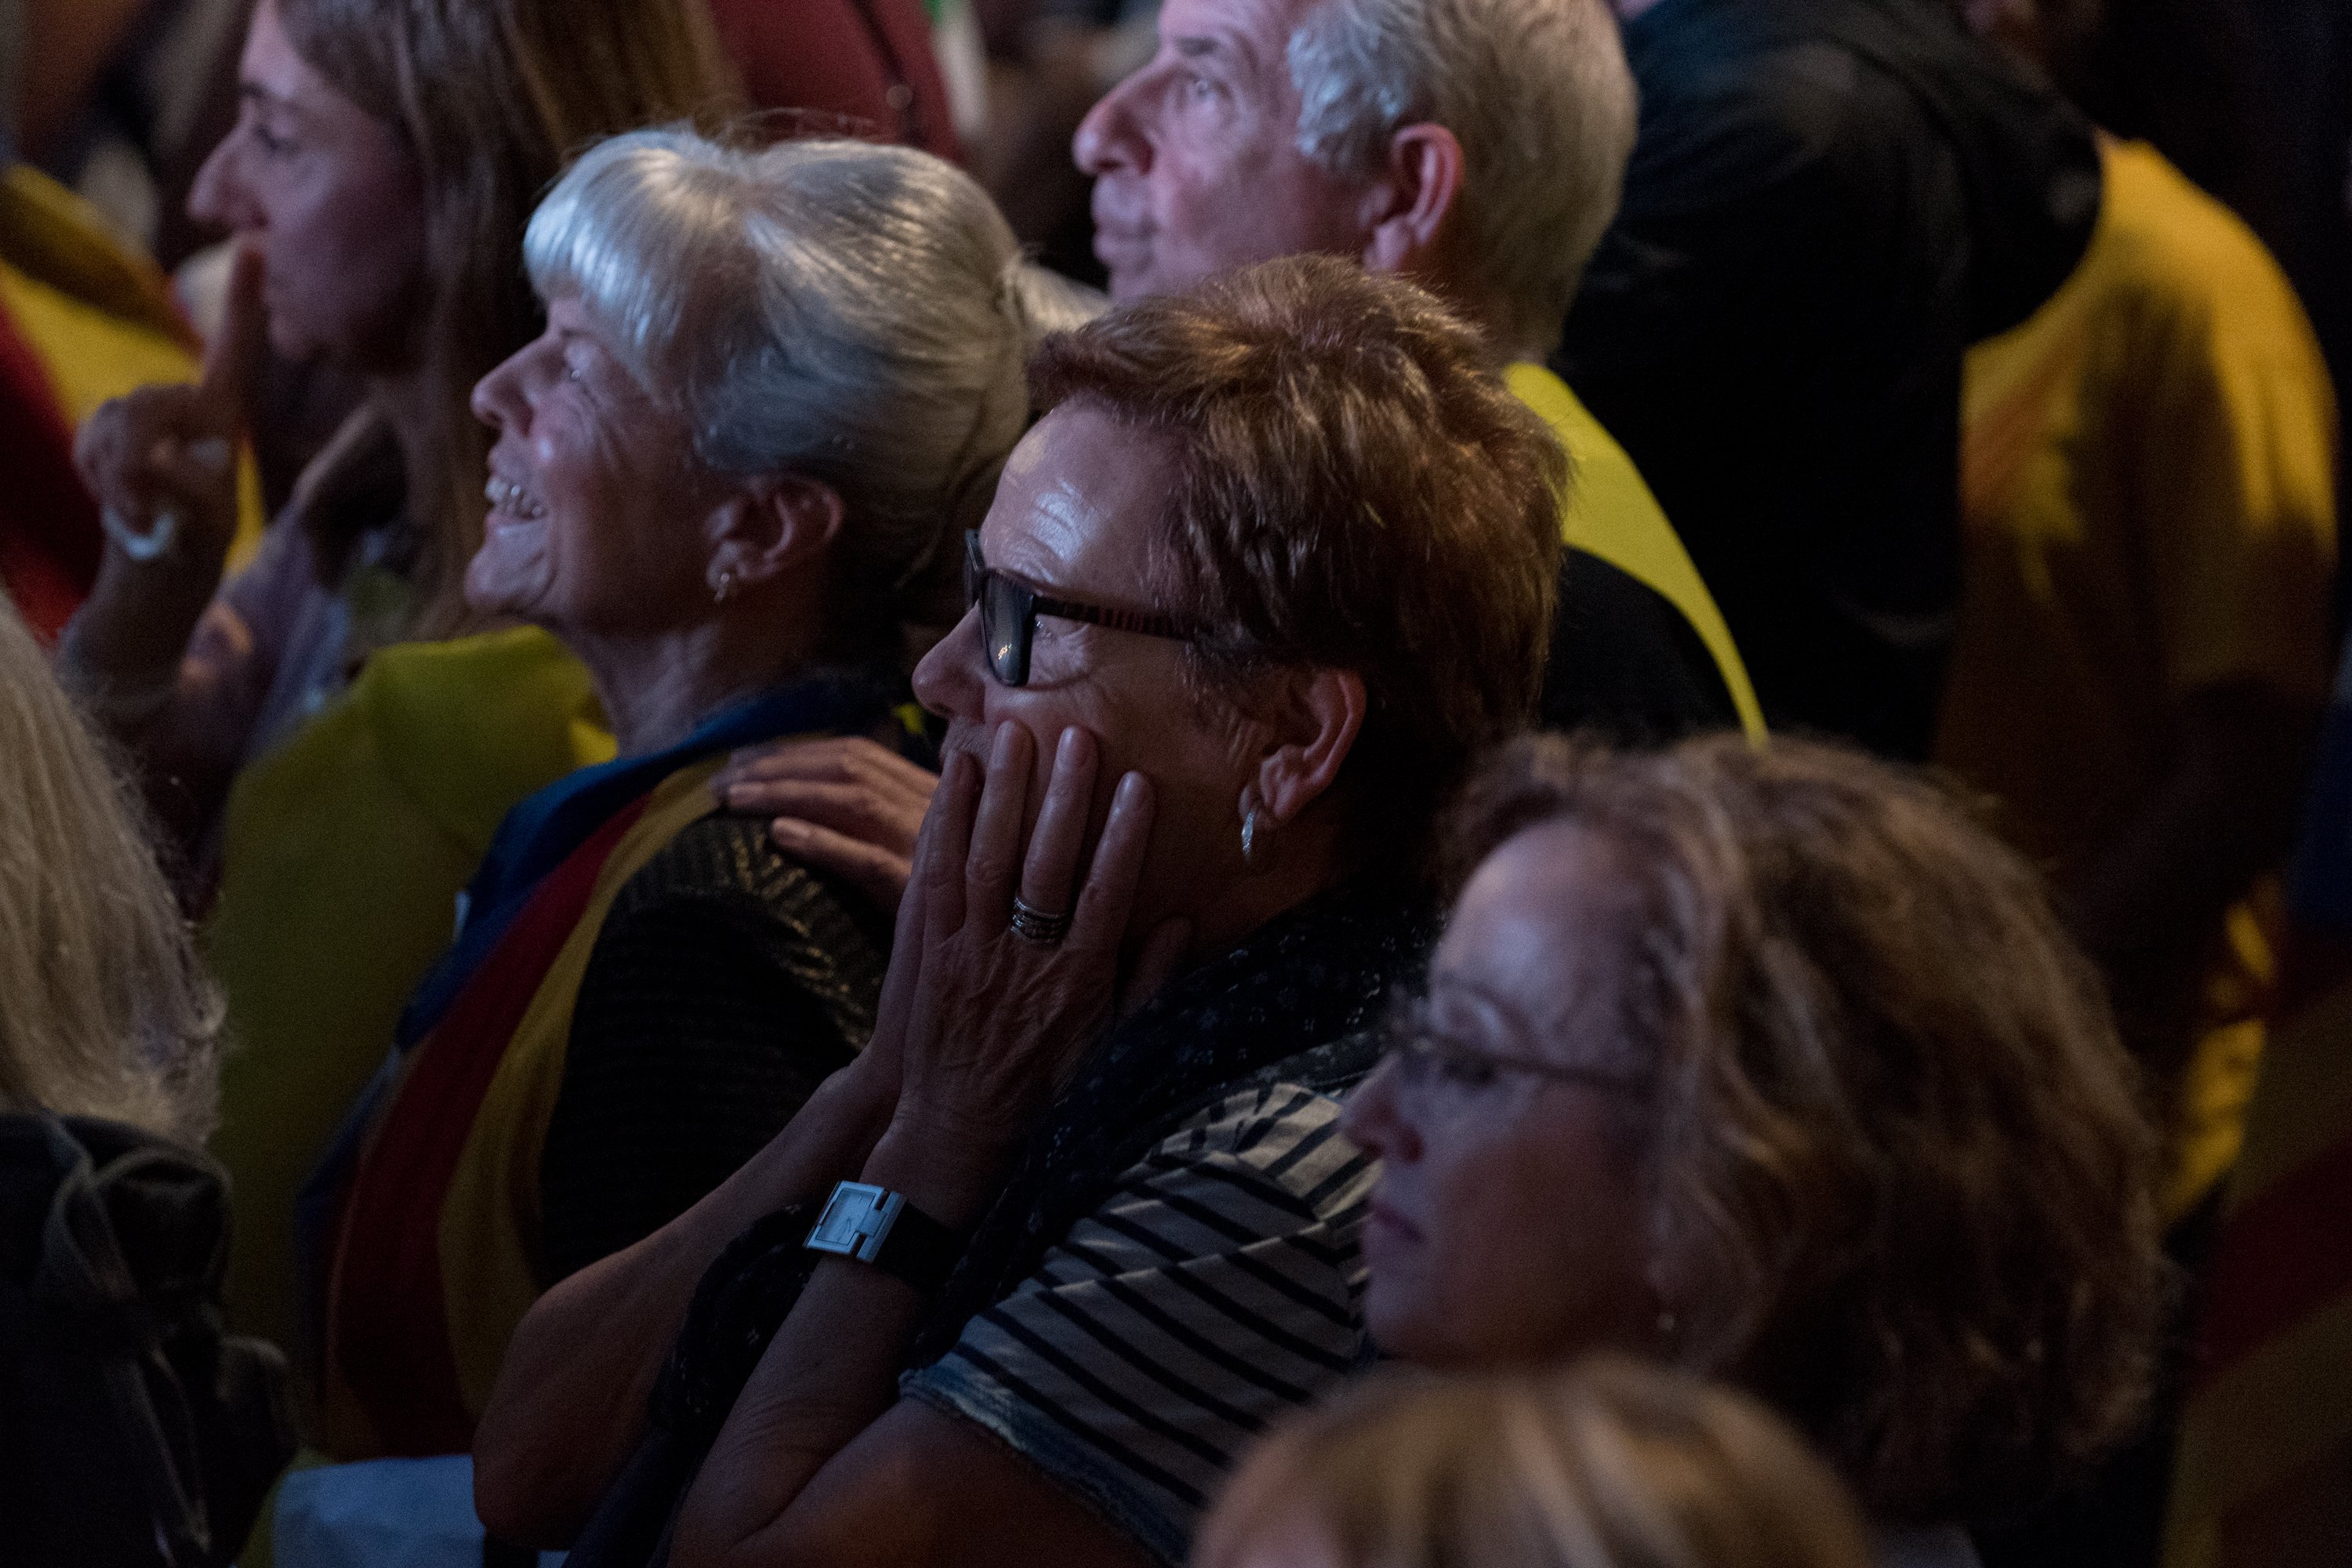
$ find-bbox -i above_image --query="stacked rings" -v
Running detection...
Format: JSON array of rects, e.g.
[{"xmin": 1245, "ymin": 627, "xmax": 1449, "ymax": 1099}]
[{"xmin": 1009, "ymin": 895, "xmax": 1073, "ymax": 946}]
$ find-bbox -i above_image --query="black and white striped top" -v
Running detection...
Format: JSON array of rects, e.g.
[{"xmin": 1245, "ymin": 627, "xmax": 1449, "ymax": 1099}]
[{"xmin": 900, "ymin": 1082, "xmax": 1376, "ymax": 1565}]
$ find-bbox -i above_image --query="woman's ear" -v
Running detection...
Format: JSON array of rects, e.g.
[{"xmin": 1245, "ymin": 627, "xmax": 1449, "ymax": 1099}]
[
  {"xmin": 705, "ymin": 474, "xmax": 845, "ymax": 597},
  {"xmin": 1245, "ymin": 667, "xmax": 1367, "ymax": 829}
]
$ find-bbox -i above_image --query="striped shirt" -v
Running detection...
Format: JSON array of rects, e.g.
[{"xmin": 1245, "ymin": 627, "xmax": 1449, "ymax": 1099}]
[{"xmin": 901, "ymin": 1082, "xmax": 1376, "ymax": 1565}]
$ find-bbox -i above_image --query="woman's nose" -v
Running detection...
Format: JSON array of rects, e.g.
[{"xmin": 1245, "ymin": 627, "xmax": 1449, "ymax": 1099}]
[
  {"xmin": 470, "ymin": 349, "xmax": 532, "ymax": 434},
  {"xmin": 1341, "ymin": 1056, "xmax": 1418, "ymax": 1163},
  {"xmin": 912, "ymin": 604, "xmax": 989, "ymax": 720},
  {"xmin": 186, "ymin": 135, "xmax": 251, "ymax": 232}
]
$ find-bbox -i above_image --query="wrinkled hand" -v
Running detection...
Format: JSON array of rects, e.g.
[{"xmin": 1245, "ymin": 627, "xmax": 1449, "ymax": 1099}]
[
  {"xmin": 866, "ymin": 723, "xmax": 1188, "ymax": 1189},
  {"xmin": 74, "ymin": 241, "xmax": 264, "ymax": 565},
  {"xmin": 712, "ymin": 735, "xmax": 938, "ymax": 914}
]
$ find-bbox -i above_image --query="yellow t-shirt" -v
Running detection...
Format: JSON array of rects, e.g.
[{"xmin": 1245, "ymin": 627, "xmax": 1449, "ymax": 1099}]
[
  {"xmin": 1939, "ymin": 140, "xmax": 2339, "ymax": 1214},
  {"xmin": 1507, "ymin": 361, "xmax": 1765, "ymax": 741}
]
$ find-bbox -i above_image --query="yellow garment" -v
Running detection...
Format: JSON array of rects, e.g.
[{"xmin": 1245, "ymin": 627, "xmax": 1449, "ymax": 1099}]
[
  {"xmin": 1507, "ymin": 361, "xmax": 1766, "ymax": 741},
  {"xmin": 1940, "ymin": 140, "xmax": 2339, "ymax": 1219},
  {"xmin": 0, "ymin": 165, "xmax": 266, "ymax": 566},
  {"xmin": 437, "ymin": 762, "xmax": 726, "ymax": 1425},
  {"xmin": 310, "ymin": 760, "xmax": 726, "ymax": 1454},
  {"xmin": 207, "ymin": 629, "xmax": 612, "ymax": 1358}
]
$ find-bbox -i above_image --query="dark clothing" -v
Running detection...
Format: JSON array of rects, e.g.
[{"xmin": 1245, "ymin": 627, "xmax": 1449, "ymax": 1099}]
[
  {"xmin": 542, "ymin": 815, "xmax": 891, "ymax": 1282},
  {"xmin": 1547, "ymin": 546, "xmax": 1741, "ymax": 745},
  {"xmin": 0, "ymin": 1115, "xmax": 295, "ymax": 1567},
  {"xmin": 564, "ymin": 882, "xmax": 1434, "ymax": 1568},
  {"xmin": 306, "ymin": 677, "xmax": 902, "ymax": 1460},
  {"xmin": 908, "ymin": 880, "xmax": 1433, "ymax": 1366},
  {"xmin": 2063, "ymin": 0, "xmax": 2352, "ymax": 626},
  {"xmin": 1556, "ymin": 0, "xmax": 2100, "ymax": 757}
]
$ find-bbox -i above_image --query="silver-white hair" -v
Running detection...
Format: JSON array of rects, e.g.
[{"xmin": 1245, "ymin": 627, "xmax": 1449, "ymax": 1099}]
[
  {"xmin": 1289, "ymin": 0, "xmax": 1637, "ymax": 354},
  {"xmin": 524, "ymin": 129, "xmax": 1098, "ymax": 646}
]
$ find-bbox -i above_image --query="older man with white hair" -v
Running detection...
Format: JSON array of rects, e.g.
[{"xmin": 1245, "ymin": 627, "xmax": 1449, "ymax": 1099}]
[
  {"xmin": 1073, "ymin": 0, "xmax": 1762, "ymax": 741},
  {"xmin": 716, "ymin": 0, "xmax": 1758, "ymax": 909}
]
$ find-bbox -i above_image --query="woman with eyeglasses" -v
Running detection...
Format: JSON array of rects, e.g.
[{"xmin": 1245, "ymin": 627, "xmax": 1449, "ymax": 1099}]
[
  {"xmin": 471, "ymin": 255, "xmax": 1564, "ymax": 1568},
  {"xmin": 298, "ymin": 129, "xmax": 1091, "ymax": 1469},
  {"xmin": 1340, "ymin": 732, "xmax": 2169, "ymax": 1568}
]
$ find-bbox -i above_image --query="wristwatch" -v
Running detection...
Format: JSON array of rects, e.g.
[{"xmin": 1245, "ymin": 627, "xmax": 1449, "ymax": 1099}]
[{"xmin": 804, "ymin": 1181, "xmax": 964, "ymax": 1294}]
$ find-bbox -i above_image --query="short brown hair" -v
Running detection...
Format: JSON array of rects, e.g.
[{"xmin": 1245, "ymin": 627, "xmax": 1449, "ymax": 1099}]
[
  {"xmin": 1443, "ymin": 735, "xmax": 2166, "ymax": 1526},
  {"xmin": 1196, "ymin": 1359, "xmax": 1875, "ymax": 1568},
  {"xmin": 1029, "ymin": 254, "xmax": 1564, "ymax": 869}
]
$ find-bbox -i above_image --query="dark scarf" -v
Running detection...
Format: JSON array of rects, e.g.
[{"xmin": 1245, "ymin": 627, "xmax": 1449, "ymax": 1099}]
[
  {"xmin": 564, "ymin": 879, "xmax": 1435, "ymax": 1568},
  {"xmin": 909, "ymin": 879, "xmax": 1436, "ymax": 1363}
]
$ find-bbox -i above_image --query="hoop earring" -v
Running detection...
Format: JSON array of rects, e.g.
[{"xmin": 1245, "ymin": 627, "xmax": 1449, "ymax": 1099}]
[
  {"xmin": 1241, "ymin": 804, "xmax": 1268, "ymax": 869},
  {"xmin": 714, "ymin": 567, "xmax": 737, "ymax": 604}
]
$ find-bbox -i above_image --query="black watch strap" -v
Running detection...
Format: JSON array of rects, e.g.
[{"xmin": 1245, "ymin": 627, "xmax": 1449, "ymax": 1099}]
[{"xmin": 804, "ymin": 1181, "xmax": 964, "ymax": 1295}]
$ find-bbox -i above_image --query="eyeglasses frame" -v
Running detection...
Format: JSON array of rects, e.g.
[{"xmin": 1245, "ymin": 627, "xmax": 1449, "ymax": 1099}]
[
  {"xmin": 1381, "ymin": 985, "xmax": 1652, "ymax": 1102},
  {"xmin": 964, "ymin": 530, "xmax": 1192, "ymax": 686}
]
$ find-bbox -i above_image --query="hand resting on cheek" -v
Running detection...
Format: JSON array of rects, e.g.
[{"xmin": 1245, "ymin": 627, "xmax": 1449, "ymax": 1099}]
[{"xmin": 862, "ymin": 720, "xmax": 1192, "ymax": 1214}]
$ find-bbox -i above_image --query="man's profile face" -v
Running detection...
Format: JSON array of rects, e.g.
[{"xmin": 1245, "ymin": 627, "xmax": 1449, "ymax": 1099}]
[{"xmin": 1073, "ymin": 0, "xmax": 1372, "ymax": 301}]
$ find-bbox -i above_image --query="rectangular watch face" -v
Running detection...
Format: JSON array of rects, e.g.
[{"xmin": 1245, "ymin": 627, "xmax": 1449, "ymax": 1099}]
[{"xmin": 808, "ymin": 1181, "xmax": 890, "ymax": 1254}]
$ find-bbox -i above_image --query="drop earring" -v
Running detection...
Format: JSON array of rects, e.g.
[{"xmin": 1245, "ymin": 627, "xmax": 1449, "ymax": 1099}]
[
  {"xmin": 1240, "ymin": 804, "xmax": 1267, "ymax": 869},
  {"xmin": 713, "ymin": 567, "xmax": 737, "ymax": 604}
]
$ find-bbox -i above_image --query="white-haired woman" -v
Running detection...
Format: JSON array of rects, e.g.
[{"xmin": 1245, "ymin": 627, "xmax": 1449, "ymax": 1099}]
[
  {"xmin": 0, "ymin": 590, "xmax": 296, "ymax": 1563},
  {"xmin": 302, "ymin": 128, "xmax": 1091, "ymax": 1465}
]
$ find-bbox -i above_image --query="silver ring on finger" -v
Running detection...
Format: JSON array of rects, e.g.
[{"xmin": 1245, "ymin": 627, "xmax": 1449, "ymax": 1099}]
[{"xmin": 1010, "ymin": 895, "xmax": 1073, "ymax": 947}]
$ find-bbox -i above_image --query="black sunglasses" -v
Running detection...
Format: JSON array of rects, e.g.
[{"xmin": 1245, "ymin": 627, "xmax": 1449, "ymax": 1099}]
[{"xmin": 963, "ymin": 531, "xmax": 1192, "ymax": 687}]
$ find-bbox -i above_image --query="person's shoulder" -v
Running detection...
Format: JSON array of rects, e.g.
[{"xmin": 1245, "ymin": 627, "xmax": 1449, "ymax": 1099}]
[
  {"xmin": 1512, "ymin": 365, "xmax": 1679, "ymax": 575},
  {"xmin": 610, "ymin": 812, "xmax": 856, "ymax": 925},
  {"xmin": 2094, "ymin": 143, "xmax": 2310, "ymax": 333},
  {"xmin": 596, "ymin": 811, "xmax": 893, "ymax": 1000},
  {"xmin": 908, "ymin": 1080, "xmax": 1374, "ymax": 1559},
  {"xmin": 1125, "ymin": 1080, "xmax": 1370, "ymax": 1221}
]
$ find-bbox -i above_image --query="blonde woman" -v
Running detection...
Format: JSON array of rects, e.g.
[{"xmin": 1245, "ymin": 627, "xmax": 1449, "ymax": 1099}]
[
  {"xmin": 0, "ymin": 590, "xmax": 289, "ymax": 1567},
  {"xmin": 1196, "ymin": 1359, "xmax": 1875, "ymax": 1568},
  {"xmin": 0, "ymin": 591, "xmax": 219, "ymax": 1142}
]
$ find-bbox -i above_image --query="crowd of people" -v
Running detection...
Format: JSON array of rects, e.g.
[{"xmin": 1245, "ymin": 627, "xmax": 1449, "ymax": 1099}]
[{"xmin": 0, "ymin": 0, "xmax": 2345, "ymax": 1566}]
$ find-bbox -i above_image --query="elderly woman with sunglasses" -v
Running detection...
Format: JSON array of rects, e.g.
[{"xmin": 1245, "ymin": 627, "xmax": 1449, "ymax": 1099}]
[
  {"xmin": 473, "ymin": 255, "xmax": 1564, "ymax": 1568},
  {"xmin": 1342, "ymin": 733, "xmax": 2169, "ymax": 1567}
]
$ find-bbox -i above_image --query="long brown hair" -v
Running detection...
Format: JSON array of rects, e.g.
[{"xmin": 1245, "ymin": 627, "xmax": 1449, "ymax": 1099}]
[
  {"xmin": 276, "ymin": 0, "xmax": 739, "ymax": 636},
  {"xmin": 1442, "ymin": 734, "xmax": 2166, "ymax": 1526}
]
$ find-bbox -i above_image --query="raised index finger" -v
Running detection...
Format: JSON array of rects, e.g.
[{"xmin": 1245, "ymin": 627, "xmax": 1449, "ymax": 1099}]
[{"xmin": 198, "ymin": 242, "xmax": 267, "ymax": 430}]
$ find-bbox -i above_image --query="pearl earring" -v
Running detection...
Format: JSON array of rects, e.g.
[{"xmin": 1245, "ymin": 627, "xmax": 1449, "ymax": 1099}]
[{"xmin": 714, "ymin": 567, "xmax": 737, "ymax": 604}]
